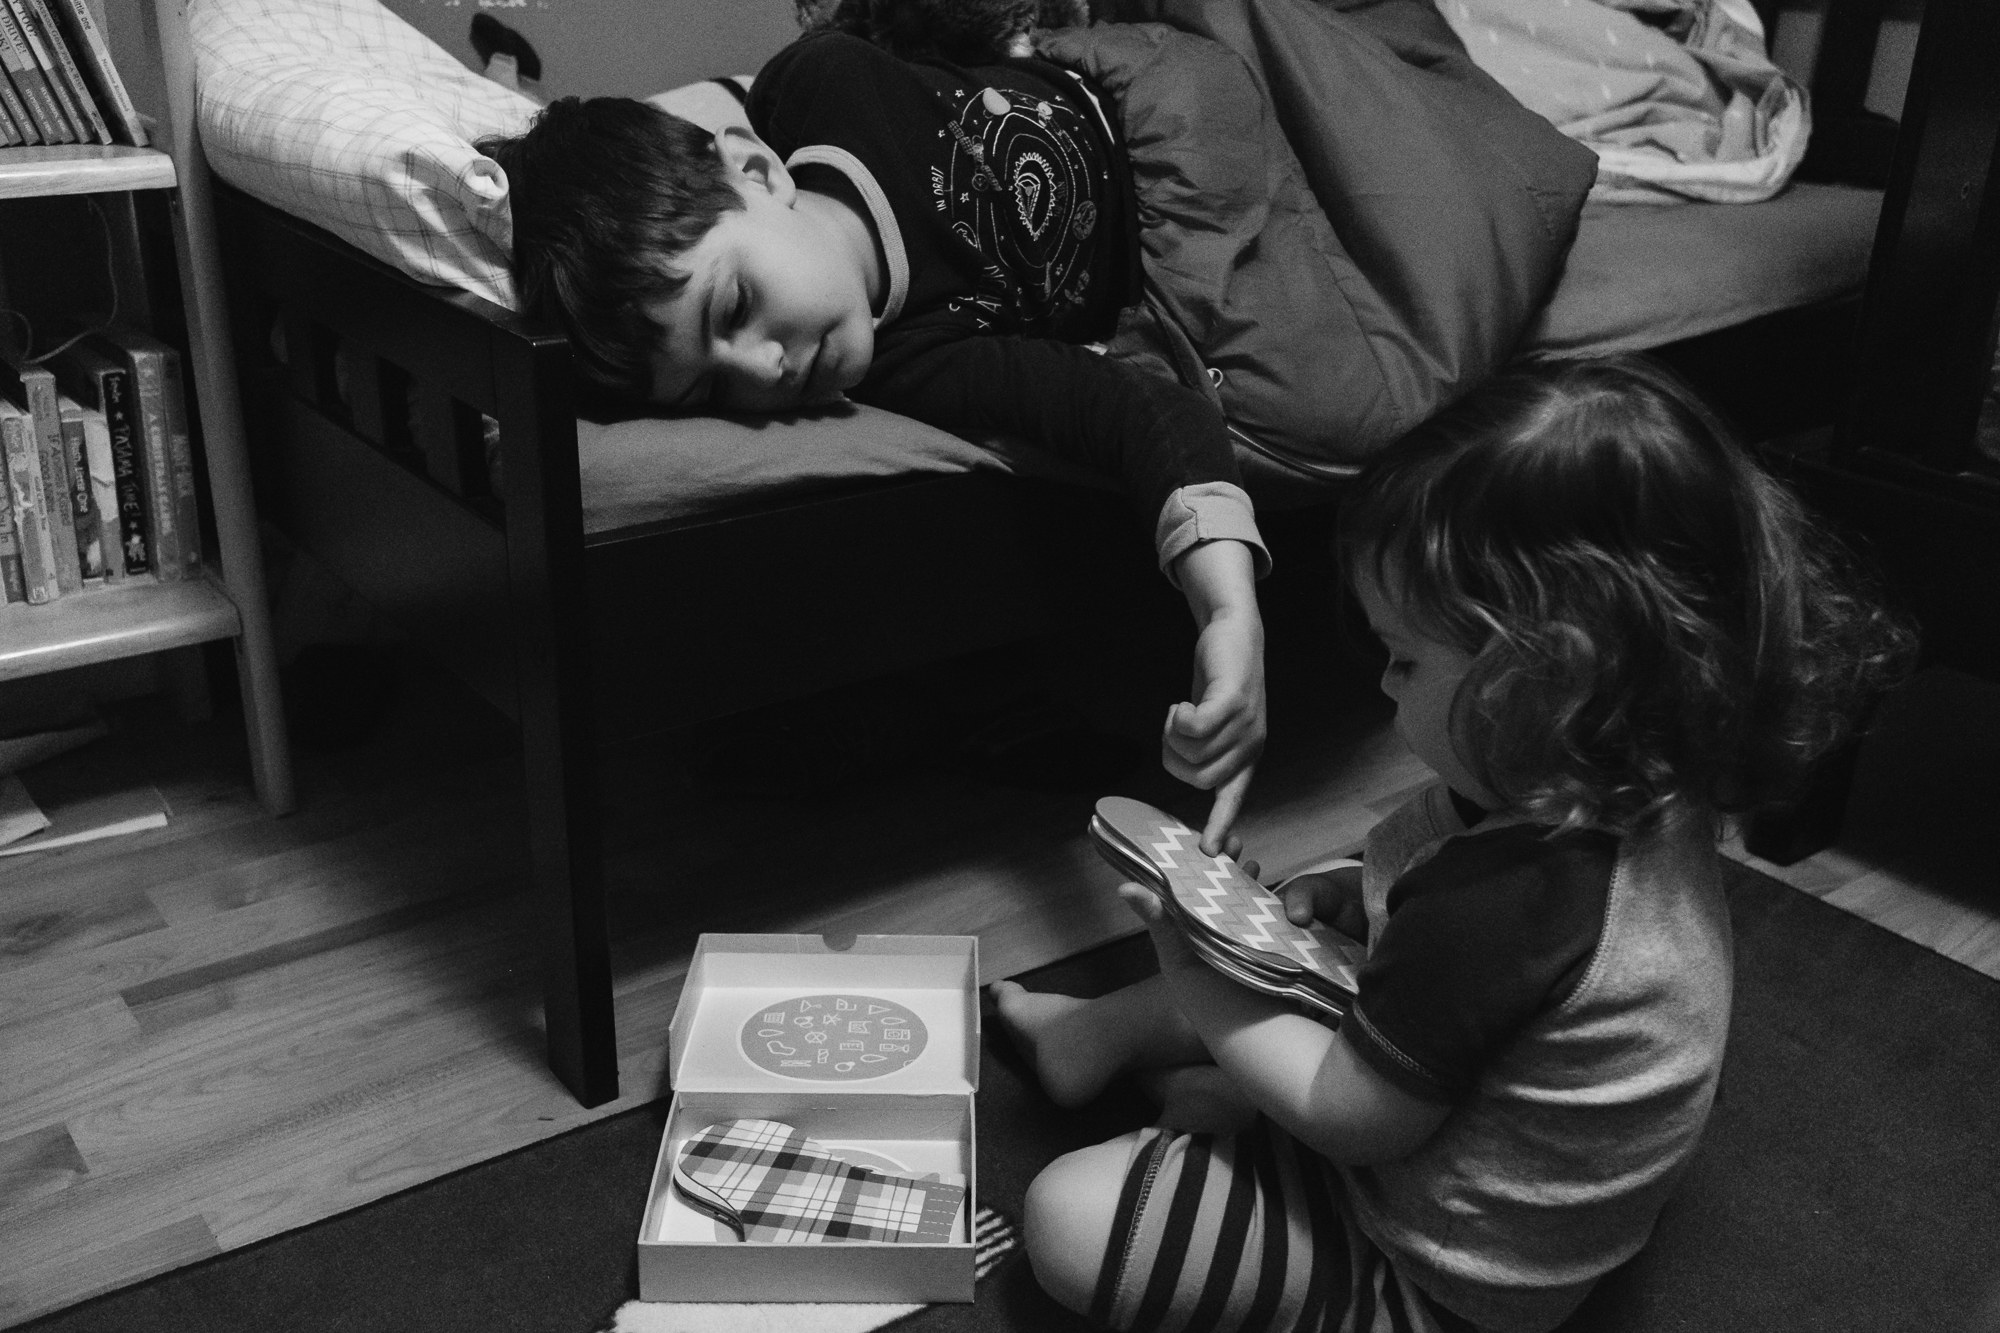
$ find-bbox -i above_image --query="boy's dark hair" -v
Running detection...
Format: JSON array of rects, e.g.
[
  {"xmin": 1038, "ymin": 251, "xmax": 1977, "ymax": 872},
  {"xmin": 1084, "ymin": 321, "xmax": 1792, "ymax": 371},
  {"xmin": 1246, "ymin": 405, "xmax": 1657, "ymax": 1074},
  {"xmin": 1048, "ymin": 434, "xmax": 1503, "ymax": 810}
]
[
  {"xmin": 480, "ymin": 97, "xmax": 741, "ymax": 403},
  {"xmin": 1337, "ymin": 353, "xmax": 1915, "ymax": 834}
]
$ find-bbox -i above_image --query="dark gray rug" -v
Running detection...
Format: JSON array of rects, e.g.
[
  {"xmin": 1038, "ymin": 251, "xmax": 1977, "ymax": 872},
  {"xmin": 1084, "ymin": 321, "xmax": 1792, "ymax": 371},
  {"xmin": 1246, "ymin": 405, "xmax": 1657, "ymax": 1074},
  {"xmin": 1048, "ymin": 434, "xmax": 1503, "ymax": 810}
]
[{"xmin": 25, "ymin": 860, "xmax": 2000, "ymax": 1333}]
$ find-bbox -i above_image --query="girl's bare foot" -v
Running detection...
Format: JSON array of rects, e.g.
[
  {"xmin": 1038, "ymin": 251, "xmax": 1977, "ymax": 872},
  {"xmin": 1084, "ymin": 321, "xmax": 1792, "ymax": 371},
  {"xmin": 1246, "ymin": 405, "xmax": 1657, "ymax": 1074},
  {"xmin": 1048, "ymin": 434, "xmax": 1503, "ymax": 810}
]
[{"xmin": 991, "ymin": 980, "xmax": 1117, "ymax": 1107}]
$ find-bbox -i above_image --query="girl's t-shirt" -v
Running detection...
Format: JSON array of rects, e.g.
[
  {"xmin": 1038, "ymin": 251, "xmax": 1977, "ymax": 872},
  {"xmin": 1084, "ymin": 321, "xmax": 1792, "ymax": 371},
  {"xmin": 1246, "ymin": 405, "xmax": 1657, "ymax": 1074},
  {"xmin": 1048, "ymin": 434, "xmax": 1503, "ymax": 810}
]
[
  {"xmin": 1339, "ymin": 783, "xmax": 1733, "ymax": 1333},
  {"xmin": 1343, "ymin": 809, "xmax": 1615, "ymax": 1104}
]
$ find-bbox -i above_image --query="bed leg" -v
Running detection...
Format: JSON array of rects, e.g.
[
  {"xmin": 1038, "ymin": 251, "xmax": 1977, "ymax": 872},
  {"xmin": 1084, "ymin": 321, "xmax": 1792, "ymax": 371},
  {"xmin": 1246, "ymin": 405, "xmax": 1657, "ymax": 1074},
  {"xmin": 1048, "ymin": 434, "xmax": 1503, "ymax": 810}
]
[
  {"xmin": 521, "ymin": 687, "xmax": 618, "ymax": 1106},
  {"xmin": 496, "ymin": 336, "xmax": 619, "ymax": 1107}
]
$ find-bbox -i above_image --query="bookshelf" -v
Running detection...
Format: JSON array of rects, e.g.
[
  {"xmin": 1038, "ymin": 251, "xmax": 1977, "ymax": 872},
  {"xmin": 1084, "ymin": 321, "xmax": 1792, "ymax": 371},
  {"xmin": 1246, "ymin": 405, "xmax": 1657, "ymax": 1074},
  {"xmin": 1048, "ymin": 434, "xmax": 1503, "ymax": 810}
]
[
  {"xmin": 0, "ymin": 141, "xmax": 173, "ymax": 197},
  {"xmin": 0, "ymin": 7, "xmax": 293, "ymax": 813}
]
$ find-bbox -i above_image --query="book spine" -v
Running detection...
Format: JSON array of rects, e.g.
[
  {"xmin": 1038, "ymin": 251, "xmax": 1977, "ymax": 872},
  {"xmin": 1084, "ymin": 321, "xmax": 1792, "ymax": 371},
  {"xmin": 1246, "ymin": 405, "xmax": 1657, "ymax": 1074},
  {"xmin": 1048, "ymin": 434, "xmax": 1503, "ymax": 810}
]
[
  {"xmin": 44, "ymin": 0, "xmax": 140, "ymax": 146},
  {"xmin": 79, "ymin": 403, "xmax": 123, "ymax": 582},
  {"xmin": 125, "ymin": 346, "xmax": 180, "ymax": 580},
  {"xmin": 97, "ymin": 365, "xmax": 150, "ymax": 578},
  {"xmin": 0, "ymin": 0, "xmax": 70, "ymax": 143},
  {"xmin": 0, "ymin": 49, "xmax": 43, "ymax": 143},
  {"xmin": 158, "ymin": 349, "xmax": 200, "ymax": 576},
  {"xmin": 6, "ymin": 0, "xmax": 84, "ymax": 143},
  {"xmin": 20, "ymin": 0, "xmax": 105, "ymax": 144},
  {"xmin": 0, "ymin": 88, "xmax": 21, "ymax": 144},
  {"xmin": 58, "ymin": 401, "xmax": 104, "ymax": 580},
  {"xmin": 1, "ymin": 407, "xmax": 59, "ymax": 604},
  {"xmin": 0, "ymin": 459, "xmax": 24, "ymax": 603},
  {"xmin": 22, "ymin": 370, "xmax": 81, "ymax": 595}
]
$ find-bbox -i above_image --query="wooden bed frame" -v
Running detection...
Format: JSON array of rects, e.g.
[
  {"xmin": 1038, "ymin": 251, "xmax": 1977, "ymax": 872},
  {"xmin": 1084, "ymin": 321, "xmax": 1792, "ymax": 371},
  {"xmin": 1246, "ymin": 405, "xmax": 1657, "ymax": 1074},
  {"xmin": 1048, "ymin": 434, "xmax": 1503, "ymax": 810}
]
[
  {"xmin": 212, "ymin": 185, "xmax": 1163, "ymax": 1106},
  {"xmin": 1742, "ymin": 0, "xmax": 2000, "ymax": 865},
  {"xmin": 205, "ymin": 0, "xmax": 1920, "ymax": 1108}
]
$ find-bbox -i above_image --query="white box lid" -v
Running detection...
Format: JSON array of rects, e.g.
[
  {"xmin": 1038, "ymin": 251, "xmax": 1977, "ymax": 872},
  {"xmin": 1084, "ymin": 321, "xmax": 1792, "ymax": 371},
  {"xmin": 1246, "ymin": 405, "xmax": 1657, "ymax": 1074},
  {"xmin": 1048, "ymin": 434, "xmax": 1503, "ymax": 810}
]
[{"xmin": 669, "ymin": 934, "xmax": 980, "ymax": 1096}]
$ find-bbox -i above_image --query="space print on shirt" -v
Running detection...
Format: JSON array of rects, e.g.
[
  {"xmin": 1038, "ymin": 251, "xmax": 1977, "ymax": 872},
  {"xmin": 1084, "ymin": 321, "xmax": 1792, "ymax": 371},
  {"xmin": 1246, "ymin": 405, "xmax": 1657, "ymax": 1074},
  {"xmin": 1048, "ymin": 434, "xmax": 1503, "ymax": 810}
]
[{"xmin": 928, "ymin": 79, "xmax": 1105, "ymax": 335}]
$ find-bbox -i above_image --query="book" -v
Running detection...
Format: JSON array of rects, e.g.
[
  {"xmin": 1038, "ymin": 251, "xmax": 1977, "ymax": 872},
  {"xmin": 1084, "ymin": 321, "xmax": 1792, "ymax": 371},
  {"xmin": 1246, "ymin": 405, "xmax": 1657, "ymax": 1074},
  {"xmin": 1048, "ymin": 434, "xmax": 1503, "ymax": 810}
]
[
  {"xmin": 47, "ymin": 342, "xmax": 149, "ymax": 577},
  {"xmin": 18, "ymin": 0, "xmax": 106, "ymax": 144},
  {"xmin": 0, "ymin": 706, "xmax": 107, "ymax": 775},
  {"xmin": 0, "ymin": 0, "xmax": 71, "ymax": 143},
  {"xmin": 157, "ymin": 345, "xmax": 200, "ymax": 576},
  {"xmin": 57, "ymin": 395, "xmax": 107, "ymax": 580},
  {"xmin": 42, "ymin": 0, "xmax": 141, "ymax": 147},
  {"xmin": 0, "ymin": 399, "xmax": 59, "ymax": 603},
  {"xmin": 76, "ymin": 400, "xmax": 122, "ymax": 581},
  {"xmin": 0, "ymin": 458, "xmax": 24, "ymax": 602},
  {"xmin": 95, "ymin": 330, "xmax": 198, "ymax": 579},
  {"xmin": 5, "ymin": 0, "xmax": 89, "ymax": 144},
  {"xmin": 1088, "ymin": 796, "xmax": 1368, "ymax": 1022},
  {"xmin": 0, "ymin": 33, "xmax": 43, "ymax": 143},
  {"xmin": 0, "ymin": 87, "xmax": 22, "ymax": 144},
  {"xmin": 2, "ymin": 354, "xmax": 82, "ymax": 595}
]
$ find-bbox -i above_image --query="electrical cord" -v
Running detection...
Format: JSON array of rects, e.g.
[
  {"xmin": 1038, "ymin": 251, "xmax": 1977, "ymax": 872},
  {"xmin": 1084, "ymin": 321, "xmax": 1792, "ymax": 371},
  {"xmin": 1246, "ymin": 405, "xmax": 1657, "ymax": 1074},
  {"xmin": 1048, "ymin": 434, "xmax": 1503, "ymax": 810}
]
[{"xmin": 0, "ymin": 195, "xmax": 120, "ymax": 365}]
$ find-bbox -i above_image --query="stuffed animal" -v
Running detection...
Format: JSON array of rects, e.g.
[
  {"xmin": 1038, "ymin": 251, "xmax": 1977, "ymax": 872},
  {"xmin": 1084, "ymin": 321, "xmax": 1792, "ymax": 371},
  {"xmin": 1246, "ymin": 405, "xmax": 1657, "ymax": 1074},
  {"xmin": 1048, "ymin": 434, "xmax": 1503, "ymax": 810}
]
[{"xmin": 795, "ymin": 0, "xmax": 1094, "ymax": 63}]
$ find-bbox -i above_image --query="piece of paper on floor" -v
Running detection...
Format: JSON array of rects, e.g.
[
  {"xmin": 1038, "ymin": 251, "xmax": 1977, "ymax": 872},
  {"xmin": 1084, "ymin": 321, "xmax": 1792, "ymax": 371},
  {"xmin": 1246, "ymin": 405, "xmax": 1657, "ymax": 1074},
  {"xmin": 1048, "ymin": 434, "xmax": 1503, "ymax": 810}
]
[
  {"xmin": 0, "ymin": 775, "xmax": 51, "ymax": 846},
  {"xmin": 0, "ymin": 780, "xmax": 166, "ymax": 857}
]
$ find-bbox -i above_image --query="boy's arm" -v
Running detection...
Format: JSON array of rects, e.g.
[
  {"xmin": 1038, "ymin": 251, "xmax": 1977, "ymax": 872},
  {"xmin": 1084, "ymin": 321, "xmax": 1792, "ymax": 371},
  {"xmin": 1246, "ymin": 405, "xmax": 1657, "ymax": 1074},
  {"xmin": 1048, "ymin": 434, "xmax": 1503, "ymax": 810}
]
[
  {"xmin": 859, "ymin": 331, "xmax": 1269, "ymax": 844},
  {"xmin": 1122, "ymin": 884, "xmax": 1451, "ymax": 1164},
  {"xmin": 1170, "ymin": 538, "xmax": 1264, "ymax": 849},
  {"xmin": 854, "ymin": 331, "xmax": 1264, "ymax": 577}
]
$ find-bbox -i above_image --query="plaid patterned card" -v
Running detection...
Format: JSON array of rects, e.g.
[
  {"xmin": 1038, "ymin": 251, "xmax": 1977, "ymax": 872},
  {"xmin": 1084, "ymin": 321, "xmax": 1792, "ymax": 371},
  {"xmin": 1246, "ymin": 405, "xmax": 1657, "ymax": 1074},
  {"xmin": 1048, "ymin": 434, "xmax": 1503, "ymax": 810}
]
[{"xmin": 673, "ymin": 1119, "xmax": 966, "ymax": 1244}]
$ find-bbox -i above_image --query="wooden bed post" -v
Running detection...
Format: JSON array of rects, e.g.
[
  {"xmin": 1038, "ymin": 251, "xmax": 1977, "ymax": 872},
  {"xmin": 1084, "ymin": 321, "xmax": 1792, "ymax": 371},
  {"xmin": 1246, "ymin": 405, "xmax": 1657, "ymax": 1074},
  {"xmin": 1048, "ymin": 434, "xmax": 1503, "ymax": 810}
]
[
  {"xmin": 1837, "ymin": 0, "xmax": 2000, "ymax": 473},
  {"xmin": 492, "ymin": 331, "xmax": 618, "ymax": 1107},
  {"xmin": 150, "ymin": 0, "xmax": 297, "ymax": 816}
]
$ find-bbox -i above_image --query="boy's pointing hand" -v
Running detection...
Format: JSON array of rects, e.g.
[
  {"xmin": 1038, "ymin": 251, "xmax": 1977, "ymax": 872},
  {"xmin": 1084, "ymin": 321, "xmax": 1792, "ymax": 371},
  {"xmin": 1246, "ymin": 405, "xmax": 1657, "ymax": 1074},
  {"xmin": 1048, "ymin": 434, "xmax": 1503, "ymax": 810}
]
[{"xmin": 1165, "ymin": 539, "xmax": 1266, "ymax": 855}]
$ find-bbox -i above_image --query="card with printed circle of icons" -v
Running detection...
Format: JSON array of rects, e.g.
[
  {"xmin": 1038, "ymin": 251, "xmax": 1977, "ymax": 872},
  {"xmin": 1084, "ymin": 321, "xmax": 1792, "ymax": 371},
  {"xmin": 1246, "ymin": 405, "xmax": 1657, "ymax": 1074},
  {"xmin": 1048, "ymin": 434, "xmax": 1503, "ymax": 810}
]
[{"xmin": 740, "ymin": 993, "xmax": 930, "ymax": 1080}]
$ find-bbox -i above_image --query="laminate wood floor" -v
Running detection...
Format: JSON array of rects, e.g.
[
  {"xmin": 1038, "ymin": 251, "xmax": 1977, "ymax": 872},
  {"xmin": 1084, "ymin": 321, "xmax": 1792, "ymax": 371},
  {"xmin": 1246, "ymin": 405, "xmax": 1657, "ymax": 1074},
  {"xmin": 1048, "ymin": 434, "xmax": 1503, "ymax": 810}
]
[
  {"xmin": 0, "ymin": 653, "xmax": 1992, "ymax": 1329},
  {"xmin": 0, "ymin": 638, "xmax": 1428, "ymax": 1329}
]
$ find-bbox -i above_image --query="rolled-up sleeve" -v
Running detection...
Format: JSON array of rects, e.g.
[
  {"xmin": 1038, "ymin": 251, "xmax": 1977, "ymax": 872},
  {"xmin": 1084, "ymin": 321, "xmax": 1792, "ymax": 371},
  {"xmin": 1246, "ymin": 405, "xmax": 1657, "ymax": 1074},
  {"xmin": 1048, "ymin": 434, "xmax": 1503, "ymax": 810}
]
[{"xmin": 1156, "ymin": 481, "xmax": 1271, "ymax": 585}]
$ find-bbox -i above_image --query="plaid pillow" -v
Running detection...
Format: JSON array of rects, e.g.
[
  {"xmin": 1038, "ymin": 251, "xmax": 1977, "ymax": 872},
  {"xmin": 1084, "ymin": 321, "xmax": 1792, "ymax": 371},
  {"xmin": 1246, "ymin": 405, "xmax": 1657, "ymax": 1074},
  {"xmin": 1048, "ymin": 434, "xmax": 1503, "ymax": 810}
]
[
  {"xmin": 674, "ymin": 1119, "xmax": 966, "ymax": 1244},
  {"xmin": 190, "ymin": 0, "xmax": 535, "ymax": 307}
]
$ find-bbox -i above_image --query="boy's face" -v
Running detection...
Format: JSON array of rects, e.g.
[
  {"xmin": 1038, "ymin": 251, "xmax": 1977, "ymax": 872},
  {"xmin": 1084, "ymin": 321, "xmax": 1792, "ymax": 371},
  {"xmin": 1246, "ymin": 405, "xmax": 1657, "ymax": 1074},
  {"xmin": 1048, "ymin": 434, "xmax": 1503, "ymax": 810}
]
[
  {"xmin": 1354, "ymin": 572, "xmax": 1495, "ymax": 810},
  {"xmin": 645, "ymin": 158, "xmax": 877, "ymax": 414}
]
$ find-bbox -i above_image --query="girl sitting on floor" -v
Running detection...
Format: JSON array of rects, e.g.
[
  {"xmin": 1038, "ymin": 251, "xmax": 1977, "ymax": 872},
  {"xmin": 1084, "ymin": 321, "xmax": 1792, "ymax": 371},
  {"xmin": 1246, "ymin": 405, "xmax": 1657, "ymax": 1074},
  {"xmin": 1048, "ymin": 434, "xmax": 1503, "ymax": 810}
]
[{"xmin": 994, "ymin": 354, "xmax": 1913, "ymax": 1333}]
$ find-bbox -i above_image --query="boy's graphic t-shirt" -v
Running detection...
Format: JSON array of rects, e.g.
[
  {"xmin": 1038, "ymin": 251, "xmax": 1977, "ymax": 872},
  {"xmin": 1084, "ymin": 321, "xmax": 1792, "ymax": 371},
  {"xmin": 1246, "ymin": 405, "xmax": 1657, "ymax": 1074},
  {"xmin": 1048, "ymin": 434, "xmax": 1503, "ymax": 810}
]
[{"xmin": 750, "ymin": 33, "xmax": 1259, "ymax": 573}]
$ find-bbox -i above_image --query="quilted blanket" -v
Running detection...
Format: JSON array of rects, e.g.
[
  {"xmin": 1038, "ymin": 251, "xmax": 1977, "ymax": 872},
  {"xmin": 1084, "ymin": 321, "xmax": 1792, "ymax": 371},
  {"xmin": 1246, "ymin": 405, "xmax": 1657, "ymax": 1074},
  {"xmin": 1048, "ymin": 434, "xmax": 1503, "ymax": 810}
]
[
  {"xmin": 1040, "ymin": 0, "xmax": 1598, "ymax": 497},
  {"xmin": 1438, "ymin": 0, "xmax": 1809, "ymax": 204}
]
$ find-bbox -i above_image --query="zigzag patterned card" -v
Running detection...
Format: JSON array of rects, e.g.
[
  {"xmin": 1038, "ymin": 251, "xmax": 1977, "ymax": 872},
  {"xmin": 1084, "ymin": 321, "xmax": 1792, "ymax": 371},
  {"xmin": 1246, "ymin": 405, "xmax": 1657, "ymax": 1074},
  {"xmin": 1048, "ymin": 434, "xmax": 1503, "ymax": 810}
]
[
  {"xmin": 1089, "ymin": 796, "xmax": 1367, "ymax": 1020},
  {"xmin": 673, "ymin": 1119, "xmax": 966, "ymax": 1245}
]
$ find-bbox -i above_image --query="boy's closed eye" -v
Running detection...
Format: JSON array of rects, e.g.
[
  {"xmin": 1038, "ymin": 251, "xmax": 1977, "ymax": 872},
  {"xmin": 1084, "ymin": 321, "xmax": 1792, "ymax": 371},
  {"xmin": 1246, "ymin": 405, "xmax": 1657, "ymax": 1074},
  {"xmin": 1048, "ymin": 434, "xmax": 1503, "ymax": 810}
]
[{"xmin": 716, "ymin": 277, "xmax": 746, "ymax": 335}]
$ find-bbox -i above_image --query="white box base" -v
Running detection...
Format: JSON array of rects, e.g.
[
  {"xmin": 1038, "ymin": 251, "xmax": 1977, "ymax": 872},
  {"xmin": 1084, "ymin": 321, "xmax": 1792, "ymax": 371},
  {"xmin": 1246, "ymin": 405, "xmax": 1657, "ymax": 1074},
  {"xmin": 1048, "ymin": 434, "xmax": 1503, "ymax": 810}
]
[{"xmin": 640, "ymin": 935, "xmax": 981, "ymax": 1304}]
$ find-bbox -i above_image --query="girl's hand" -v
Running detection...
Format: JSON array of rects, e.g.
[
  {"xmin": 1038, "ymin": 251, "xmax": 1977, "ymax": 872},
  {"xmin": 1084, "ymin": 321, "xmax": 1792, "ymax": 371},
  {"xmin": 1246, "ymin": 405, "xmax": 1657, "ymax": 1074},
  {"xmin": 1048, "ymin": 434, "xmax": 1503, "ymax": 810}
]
[
  {"xmin": 1277, "ymin": 861, "xmax": 1367, "ymax": 940},
  {"xmin": 1166, "ymin": 541, "xmax": 1266, "ymax": 853},
  {"xmin": 1118, "ymin": 882, "xmax": 1205, "ymax": 979}
]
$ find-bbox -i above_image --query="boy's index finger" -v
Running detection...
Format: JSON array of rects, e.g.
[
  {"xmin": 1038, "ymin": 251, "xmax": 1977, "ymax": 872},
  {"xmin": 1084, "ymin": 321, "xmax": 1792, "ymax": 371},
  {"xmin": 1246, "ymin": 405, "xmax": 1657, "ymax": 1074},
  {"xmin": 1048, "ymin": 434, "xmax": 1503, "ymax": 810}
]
[{"xmin": 1200, "ymin": 766, "xmax": 1254, "ymax": 854}]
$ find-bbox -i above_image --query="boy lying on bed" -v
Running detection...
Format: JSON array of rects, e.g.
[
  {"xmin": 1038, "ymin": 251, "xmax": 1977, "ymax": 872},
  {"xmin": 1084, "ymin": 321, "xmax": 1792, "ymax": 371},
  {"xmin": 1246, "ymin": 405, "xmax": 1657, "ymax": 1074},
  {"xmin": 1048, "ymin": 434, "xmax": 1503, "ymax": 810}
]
[
  {"xmin": 486, "ymin": 24, "xmax": 1270, "ymax": 848},
  {"xmin": 481, "ymin": 0, "xmax": 1595, "ymax": 851}
]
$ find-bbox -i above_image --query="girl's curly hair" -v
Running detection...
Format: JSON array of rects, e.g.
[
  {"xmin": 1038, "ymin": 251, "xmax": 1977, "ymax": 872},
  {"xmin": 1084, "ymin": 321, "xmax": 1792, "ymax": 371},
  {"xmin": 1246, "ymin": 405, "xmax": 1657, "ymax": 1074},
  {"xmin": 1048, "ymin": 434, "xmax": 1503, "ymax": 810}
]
[{"xmin": 1337, "ymin": 354, "xmax": 1916, "ymax": 835}]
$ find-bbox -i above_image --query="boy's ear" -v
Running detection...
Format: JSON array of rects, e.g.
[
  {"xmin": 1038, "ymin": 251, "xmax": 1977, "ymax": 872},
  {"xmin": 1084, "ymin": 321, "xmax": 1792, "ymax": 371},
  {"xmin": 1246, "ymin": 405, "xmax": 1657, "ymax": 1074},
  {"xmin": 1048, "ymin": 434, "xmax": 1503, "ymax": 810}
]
[{"xmin": 714, "ymin": 124, "xmax": 796, "ymax": 205}]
